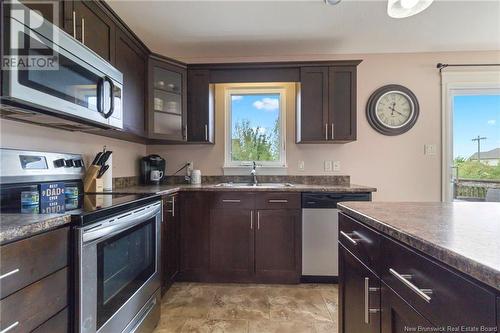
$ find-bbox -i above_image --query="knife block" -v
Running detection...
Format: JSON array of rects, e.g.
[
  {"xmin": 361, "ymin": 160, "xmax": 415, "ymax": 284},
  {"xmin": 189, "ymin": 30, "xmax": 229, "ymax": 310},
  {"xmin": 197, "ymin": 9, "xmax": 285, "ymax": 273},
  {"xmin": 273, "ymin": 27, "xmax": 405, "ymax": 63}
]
[{"xmin": 84, "ymin": 165, "xmax": 104, "ymax": 193}]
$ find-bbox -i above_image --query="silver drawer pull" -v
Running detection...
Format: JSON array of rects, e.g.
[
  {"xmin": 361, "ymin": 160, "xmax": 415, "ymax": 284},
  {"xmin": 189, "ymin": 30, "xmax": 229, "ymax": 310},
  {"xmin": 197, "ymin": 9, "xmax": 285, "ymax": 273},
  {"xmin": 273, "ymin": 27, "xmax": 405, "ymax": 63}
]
[
  {"xmin": 0, "ymin": 268, "xmax": 19, "ymax": 280},
  {"xmin": 340, "ymin": 231, "xmax": 359, "ymax": 245},
  {"xmin": 222, "ymin": 199, "xmax": 241, "ymax": 203},
  {"xmin": 1, "ymin": 321, "xmax": 19, "ymax": 333},
  {"xmin": 389, "ymin": 268, "xmax": 433, "ymax": 303},
  {"xmin": 269, "ymin": 199, "xmax": 288, "ymax": 203}
]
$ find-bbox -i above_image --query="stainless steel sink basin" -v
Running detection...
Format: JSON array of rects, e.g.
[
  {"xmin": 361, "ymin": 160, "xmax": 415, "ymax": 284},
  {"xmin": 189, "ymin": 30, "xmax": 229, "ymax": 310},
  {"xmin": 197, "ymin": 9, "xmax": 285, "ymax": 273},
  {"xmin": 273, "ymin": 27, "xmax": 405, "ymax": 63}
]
[{"xmin": 214, "ymin": 182, "xmax": 294, "ymax": 188}]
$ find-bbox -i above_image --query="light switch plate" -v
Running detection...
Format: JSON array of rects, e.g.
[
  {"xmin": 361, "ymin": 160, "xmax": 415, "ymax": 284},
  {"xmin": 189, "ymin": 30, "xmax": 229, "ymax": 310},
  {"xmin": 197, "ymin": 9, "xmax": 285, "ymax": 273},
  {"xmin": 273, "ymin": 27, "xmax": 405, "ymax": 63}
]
[
  {"xmin": 333, "ymin": 161, "xmax": 341, "ymax": 171},
  {"xmin": 324, "ymin": 160, "xmax": 333, "ymax": 172},
  {"xmin": 424, "ymin": 144, "xmax": 437, "ymax": 156},
  {"xmin": 298, "ymin": 160, "xmax": 305, "ymax": 171}
]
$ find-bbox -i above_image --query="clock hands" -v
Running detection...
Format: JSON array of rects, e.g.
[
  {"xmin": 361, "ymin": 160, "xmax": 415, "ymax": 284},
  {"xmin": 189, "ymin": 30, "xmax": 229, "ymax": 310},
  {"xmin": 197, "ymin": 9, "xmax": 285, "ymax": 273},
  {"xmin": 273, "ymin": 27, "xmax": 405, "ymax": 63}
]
[{"xmin": 388, "ymin": 103, "xmax": 406, "ymax": 117}]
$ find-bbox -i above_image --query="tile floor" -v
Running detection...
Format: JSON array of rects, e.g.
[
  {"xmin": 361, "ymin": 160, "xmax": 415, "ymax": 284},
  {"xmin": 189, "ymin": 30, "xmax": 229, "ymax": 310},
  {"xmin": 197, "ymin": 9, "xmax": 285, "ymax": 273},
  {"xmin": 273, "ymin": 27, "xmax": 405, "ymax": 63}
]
[{"xmin": 153, "ymin": 282, "xmax": 338, "ymax": 333}]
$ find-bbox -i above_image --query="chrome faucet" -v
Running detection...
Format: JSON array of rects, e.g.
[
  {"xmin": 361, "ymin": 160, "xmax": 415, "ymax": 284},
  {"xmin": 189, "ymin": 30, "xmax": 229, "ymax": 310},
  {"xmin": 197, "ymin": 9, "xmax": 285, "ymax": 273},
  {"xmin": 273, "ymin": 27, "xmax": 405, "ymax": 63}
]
[{"xmin": 250, "ymin": 161, "xmax": 258, "ymax": 186}]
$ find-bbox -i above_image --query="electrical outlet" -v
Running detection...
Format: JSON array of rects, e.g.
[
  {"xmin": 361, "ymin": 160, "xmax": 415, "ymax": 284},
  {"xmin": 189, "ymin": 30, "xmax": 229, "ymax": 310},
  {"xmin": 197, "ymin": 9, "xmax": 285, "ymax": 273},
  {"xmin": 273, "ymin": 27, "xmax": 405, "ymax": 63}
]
[
  {"xmin": 186, "ymin": 161, "xmax": 194, "ymax": 176},
  {"xmin": 333, "ymin": 161, "xmax": 341, "ymax": 171},
  {"xmin": 298, "ymin": 160, "xmax": 305, "ymax": 171},
  {"xmin": 424, "ymin": 144, "xmax": 437, "ymax": 156},
  {"xmin": 324, "ymin": 160, "xmax": 333, "ymax": 172}
]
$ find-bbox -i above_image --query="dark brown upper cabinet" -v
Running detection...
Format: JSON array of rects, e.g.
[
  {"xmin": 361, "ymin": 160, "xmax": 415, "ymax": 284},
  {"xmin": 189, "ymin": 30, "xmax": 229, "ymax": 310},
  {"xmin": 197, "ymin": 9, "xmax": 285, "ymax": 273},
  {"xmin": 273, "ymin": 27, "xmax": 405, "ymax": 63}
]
[
  {"xmin": 297, "ymin": 64, "xmax": 359, "ymax": 143},
  {"xmin": 147, "ymin": 57, "xmax": 187, "ymax": 142},
  {"xmin": 114, "ymin": 29, "xmax": 147, "ymax": 137},
  {"xmin": 64, "ymin": 1, "xmax": 116, "ymax": 63},
  {"xmin": 187, "ymin": 69, "xmax": 215, "ymax": 143}
]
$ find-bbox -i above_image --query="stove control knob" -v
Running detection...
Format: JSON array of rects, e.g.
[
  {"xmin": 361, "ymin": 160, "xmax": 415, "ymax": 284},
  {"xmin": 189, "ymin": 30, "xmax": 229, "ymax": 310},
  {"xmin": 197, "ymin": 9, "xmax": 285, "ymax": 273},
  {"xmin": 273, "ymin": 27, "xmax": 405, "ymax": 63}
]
[
  {"xmin": 73, "ymin": 159, "xmax": 84, "ymax": 168},
  {"xmin": 54, "ymin": 158, "xmax": 65, "ymax": 168},
  {"xmin": 65, "ymin": 159, "xmax": 74, "ymax": 167}
]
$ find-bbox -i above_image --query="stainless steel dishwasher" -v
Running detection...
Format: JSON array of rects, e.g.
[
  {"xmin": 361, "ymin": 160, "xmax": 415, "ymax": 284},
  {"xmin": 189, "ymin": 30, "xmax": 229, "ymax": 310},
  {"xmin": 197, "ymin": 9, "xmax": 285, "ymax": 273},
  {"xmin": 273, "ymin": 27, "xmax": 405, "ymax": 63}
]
[{"xmin": 302, "ymin": 192, "xmax": 371, "ymax": 282}]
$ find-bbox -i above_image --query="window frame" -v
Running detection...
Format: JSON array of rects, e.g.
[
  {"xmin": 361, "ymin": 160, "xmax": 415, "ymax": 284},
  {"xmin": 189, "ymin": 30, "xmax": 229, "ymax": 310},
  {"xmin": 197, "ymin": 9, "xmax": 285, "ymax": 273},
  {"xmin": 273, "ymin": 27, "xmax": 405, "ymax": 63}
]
[{"xmin": 223, "ymin": 86, "xmax": 287, "ymax": 169}]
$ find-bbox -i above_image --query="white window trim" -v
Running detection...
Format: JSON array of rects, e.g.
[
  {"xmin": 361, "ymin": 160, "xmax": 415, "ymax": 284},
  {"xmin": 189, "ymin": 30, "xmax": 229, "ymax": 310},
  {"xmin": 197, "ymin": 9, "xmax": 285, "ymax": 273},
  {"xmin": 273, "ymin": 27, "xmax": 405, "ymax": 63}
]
[
  {"xmin": 223, "ymin": 86, "xmax": 287, "ymax": 175},
  {"xmin": 441, "ymin": 69, "xmax": 500, "ymax": 202}
]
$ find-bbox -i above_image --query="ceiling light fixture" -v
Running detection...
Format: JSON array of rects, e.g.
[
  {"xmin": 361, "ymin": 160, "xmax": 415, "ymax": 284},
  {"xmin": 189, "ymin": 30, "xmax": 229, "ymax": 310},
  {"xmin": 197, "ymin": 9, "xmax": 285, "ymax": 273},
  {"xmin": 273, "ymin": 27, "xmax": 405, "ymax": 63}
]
[
  {"xmin": 387, "ymin": 0, "xmax": 434, "ymax": 18},
  {"xmin": 324, "ymin": 0, "xmax": 342, "ymax": 5}
]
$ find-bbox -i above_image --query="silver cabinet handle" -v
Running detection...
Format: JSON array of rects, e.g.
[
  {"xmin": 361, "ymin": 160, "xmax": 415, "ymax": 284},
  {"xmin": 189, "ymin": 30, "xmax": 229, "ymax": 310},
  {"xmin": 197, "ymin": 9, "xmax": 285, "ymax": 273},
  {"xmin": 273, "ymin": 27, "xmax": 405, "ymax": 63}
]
[
  {"xmin": 250, "ymin": 211, "xmax": 253, "ymax": 229},
  {"xmin": 364, "ymin": 277, "xmax": 380, "ymax": 324},
  {"xmin": 81, "ymin": 17, "xmax": 85, "ymax": 44},
  {"xmin": 331, "ymin": 123, "xmax": 335, "ymax": 140},
  {"xmin": 257, "ymin": 211, "xmax": 260, "ymax": 230},
  {"xmin": 205, "ymin": 124, "xmax": 208, "ymax": 141},
  {"xmin": 222, "ymin": 199, "xmax": 241, "ymax": 203},
  {"xmin": 325, "ymin": 123, "xmax": 328, "ymax": 140},
  {"xmin": 268, "ymin": 199, "xmax": 288, "ymax": 203},
  {"xmin": 389, "ymin": 268, "xmax": 433, "ymax": 303},
  {"xmin": 72, "ymin": 11, "xmax": 76, "ymax": 39},
  {"xmin": 0, "ymin": 322, "xmax": 19, "ymax": 333},
  {"xmin": 340, "ymin": 231, "xmax": 358, "ymax": 245},
  {"xmin": 168, "ymin": 196, "xmax": 175, "ymax": 217},
  {"xmin": 0, "ymin": 268, "xmax": 19, "ymax": 280}
]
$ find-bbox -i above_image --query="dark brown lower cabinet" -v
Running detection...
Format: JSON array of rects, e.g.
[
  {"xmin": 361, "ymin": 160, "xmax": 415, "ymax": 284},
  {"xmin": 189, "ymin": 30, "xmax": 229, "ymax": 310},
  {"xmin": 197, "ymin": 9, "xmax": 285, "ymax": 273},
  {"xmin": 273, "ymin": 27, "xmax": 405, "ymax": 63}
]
[
  {"xmin": 209, "ymin": 209, "xmax": 254, "ymax": 280},
  {"xmin": 255, "ymin": 209, "xmax": 301, "ymax": 283},
  {"xmin": 179, "ymin": 192, "xmax": 211, "ymax": 280},
  {"xmin": 32, "ymin": 308, "xmax": 69, "ymax": 333},
  {"xmin": 162, "ymin": 194, "xmax": 180, "ymax": 294},
  {"xmin": 381, "ymin": 283, "xmax": 435, "ymax": 333},
  {"xmin": 338, "ymin": 244, "xmax": 380, "ymax": 333}
]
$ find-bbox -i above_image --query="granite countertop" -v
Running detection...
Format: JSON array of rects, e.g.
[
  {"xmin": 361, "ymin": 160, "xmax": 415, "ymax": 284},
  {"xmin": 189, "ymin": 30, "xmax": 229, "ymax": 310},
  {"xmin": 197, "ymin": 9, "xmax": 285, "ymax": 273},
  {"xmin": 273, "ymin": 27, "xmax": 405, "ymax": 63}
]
[
  {"xmin": 0, "ymin": 181, "xmax": 375, "ymax": 245},
  {"xmin": 110, "ymin": 183, "xmax": 377, "ymax": 195},
  {"xmin": 0, "ymin": 213, "xmax": 71, "ymax": 245},
  {"xmin": 338, "ymin": 201, "xmax": 500, "ymax": 291}
]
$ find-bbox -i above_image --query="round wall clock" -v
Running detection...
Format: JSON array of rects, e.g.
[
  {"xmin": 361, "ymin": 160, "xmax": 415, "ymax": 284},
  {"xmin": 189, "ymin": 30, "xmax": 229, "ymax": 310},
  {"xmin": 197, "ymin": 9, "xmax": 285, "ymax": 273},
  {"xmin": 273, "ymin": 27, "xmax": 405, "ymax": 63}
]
[{"xmin": 366, "ymin": 84, "xmax": 419, "ymax": 136}]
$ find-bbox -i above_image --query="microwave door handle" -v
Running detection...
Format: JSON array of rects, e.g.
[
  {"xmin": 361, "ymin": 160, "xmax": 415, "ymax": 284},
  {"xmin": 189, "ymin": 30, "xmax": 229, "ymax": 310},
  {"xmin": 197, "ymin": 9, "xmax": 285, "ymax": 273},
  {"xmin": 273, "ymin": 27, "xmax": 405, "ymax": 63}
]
[
  {"xmin": 96, "ymin": 77, "xmax": 104, "ymax": 116},
  {"xmin": 102, "ymin": 77, "xmax": 114, "ymax": 119}
]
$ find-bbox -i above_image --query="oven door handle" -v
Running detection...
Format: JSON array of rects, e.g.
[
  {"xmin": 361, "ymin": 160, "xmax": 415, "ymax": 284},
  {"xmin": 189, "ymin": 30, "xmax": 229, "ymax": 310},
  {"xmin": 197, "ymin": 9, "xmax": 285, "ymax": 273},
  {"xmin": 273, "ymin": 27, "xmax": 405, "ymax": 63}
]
[{"xmin": 82, "ymin": 203, "xmax": 161, "ymax": 244}]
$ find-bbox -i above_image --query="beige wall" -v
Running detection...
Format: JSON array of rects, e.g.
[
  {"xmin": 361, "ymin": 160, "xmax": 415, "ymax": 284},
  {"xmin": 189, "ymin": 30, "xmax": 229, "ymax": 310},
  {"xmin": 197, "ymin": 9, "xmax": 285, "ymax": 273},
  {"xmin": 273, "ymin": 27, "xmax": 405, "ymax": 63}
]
[
  {"xmin": 149, "ymin": 51, "xmax": 500, "ymax": 201},
  {"xmin": 0, "ymin": 119, "xmax": 146, "ymax": 177}
]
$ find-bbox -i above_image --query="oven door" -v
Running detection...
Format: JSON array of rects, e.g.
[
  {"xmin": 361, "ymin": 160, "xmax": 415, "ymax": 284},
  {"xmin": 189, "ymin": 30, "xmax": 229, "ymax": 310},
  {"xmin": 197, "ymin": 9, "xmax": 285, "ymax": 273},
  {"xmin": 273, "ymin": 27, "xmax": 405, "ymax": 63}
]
[
  {"xmin": 4, "ymin": 12, "xmax": 123, "ymax": 129},
  {"xmin": 77, "ymin": 202, "xmax": 161, "ymax": 333}
]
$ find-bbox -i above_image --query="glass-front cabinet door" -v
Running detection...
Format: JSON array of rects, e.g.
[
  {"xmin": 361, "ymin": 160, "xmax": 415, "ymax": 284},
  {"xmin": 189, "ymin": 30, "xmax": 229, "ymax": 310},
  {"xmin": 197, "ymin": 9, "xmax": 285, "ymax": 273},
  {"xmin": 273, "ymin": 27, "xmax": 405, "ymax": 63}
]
[{"xmin": 148, "ymin": 57, "xmax": 187, "ymax": 141}]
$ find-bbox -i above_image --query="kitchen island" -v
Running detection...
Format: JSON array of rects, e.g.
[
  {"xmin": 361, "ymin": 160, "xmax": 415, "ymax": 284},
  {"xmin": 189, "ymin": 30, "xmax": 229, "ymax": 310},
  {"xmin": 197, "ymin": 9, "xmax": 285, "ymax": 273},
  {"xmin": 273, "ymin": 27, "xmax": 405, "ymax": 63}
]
[{"xmin": 337, "ymin": 201, "xmax": 500, "ymax": 333}]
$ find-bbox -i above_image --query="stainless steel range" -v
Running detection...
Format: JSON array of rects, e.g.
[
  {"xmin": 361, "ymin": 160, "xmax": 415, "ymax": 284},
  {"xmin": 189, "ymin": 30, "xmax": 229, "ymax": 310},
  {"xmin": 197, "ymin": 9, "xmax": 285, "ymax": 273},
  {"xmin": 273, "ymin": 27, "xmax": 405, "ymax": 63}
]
[{"xmin": 0, "ymin": 148, "xmax": 162, "ymax": 333}]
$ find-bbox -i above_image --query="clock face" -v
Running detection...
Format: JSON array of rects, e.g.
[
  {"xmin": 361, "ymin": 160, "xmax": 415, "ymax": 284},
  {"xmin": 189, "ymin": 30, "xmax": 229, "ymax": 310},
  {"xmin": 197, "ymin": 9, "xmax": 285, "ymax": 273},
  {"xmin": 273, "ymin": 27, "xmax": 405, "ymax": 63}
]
[{"xmin": 375, "ymin": 91, "xmax": 414, "ymax": 129}]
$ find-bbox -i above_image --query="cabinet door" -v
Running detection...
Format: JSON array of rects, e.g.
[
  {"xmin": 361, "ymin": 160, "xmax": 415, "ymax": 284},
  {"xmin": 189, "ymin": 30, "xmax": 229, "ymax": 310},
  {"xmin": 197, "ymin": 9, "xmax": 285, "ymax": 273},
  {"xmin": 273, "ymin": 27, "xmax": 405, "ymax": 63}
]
[
  {"xmin": 179, "ymin": 192, "xmax": 210, "ymax": 280},
  {"xmin": 339, "ymin": 244, "xmax": 380, "ymax": 333},
  {"xmin": 209, "ymin": 209, "xmax": 254, "ymax": 279},
  {"xmin": 115, "ymin": 29, "xmax": 147, "ymax": 137},
  {"xmin": 72, "ymin": 1, "xmax": 115, "ymax": 62},
  {"xmin": 328, "ymin": 66, "xmax": 357, "ymax": 142},
  {"xmin": 148, "ymin": 59, "xmax": 187, "ymax": 141},
  {"xmin": 255, "ymin": 209, "xmax": 301, "ymax": 283},
  {"xmin": 187, "ymin": 69, "xmax": 214, "ymax": 143},
  {"xmin": 297, "ymin": 67, "xmax": 329, "ymax": 143},
  {"xmin": 381, "ymin": 283, "xmax": 435, "ymax": 333},
  {"xmin": 163, "ymin": 194, "xmax": 180, "ymax": 293}
]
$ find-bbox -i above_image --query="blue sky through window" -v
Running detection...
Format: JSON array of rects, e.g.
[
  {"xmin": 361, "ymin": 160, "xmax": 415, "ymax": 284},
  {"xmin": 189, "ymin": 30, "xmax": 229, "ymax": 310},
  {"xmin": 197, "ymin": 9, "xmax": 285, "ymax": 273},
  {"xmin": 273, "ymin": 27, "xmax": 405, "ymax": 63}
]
[
  {"xmin": 453, "ymin": 95, "xmax": 500, "ymax": 159},
  {"xmin": 231, "ymin": 93, "xmax": 280, "ymax": 136}
]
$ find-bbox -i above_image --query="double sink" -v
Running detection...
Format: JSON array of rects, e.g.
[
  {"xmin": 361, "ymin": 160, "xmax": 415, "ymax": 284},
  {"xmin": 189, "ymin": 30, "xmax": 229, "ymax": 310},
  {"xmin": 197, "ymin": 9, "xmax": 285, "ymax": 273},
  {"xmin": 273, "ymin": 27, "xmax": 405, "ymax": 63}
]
[{"xmin": 214, "ymin": 182, "xmax": 295, "ymax": 188}]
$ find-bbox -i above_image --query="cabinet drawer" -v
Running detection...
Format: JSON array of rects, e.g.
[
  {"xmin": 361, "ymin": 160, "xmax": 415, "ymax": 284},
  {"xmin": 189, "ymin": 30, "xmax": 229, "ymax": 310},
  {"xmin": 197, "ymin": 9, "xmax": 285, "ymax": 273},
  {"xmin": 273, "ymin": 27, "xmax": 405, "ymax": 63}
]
[
  {"xmin": 0, "ymin": 227, "xmax": 69, "ymax": 299},
  {"xmin": 381, "ymin": 236, "xmax": 496, "ymax": 328},
  {"xmin": 0, "ymin": 267, "xmax": 68, "ymax": 333},
  {"xmin": 213, "ymin": 192, "xmax": 254, "ymax": 209},
  {"xmin": 256, "ymin": 192, "xmax": 300, "ymax": 209},
  {"xmin": 32, "ymin": 308, "xmax": 68, "ymax": 333},
  {"xmin": 338, "ymin": 213, "xmax": 381, "ymax": 275}
]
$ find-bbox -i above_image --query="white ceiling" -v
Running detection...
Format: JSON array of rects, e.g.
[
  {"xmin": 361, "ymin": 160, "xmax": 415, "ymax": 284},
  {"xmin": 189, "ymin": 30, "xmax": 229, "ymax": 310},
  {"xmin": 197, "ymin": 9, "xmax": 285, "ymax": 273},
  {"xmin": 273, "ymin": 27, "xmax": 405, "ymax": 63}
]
[{"xmin": 106, "ymin": 0, "xmax": 500, "ymax": 62}]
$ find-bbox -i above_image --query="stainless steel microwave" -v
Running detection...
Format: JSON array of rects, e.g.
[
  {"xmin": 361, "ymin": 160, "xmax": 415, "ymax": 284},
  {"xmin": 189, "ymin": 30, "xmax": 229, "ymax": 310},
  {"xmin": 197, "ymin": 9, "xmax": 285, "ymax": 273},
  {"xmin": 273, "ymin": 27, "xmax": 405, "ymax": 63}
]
[{"xmin": 1, "ymin": 2, "xmax": 123, "ymax": 130}]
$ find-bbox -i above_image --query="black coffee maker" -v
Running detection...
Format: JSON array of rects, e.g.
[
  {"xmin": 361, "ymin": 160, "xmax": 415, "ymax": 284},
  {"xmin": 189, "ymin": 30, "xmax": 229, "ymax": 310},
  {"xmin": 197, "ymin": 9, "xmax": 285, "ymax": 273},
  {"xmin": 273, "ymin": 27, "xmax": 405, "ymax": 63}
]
[{"xmin": 140, "ymin": 155, "xmax": 166, "ymax": 185}]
